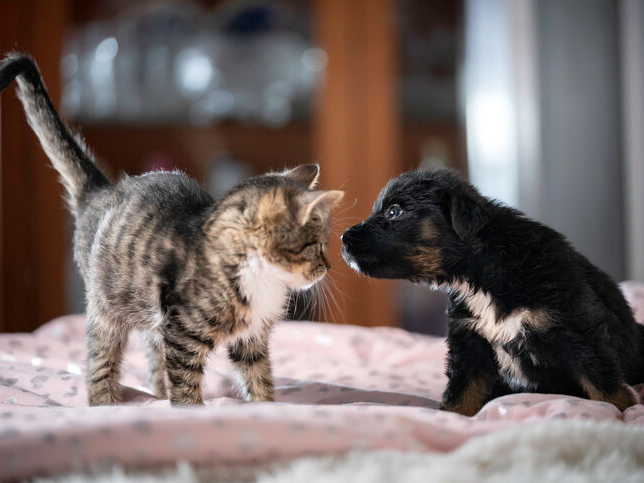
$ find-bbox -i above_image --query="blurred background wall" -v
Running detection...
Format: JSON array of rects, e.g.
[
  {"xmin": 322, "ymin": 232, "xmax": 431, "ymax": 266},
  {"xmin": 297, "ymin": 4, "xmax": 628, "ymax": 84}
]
[
  {"xmin": 0, "ymin": 0, "xmax": 642, "ymax": 335},
  {"xmin": 464, "ymin": 0, "xmax": 644, "ymax": 284}
]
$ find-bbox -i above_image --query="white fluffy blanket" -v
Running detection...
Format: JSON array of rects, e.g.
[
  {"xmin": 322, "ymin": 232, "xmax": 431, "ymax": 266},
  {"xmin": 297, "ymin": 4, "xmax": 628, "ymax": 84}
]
[{"xmin": 36, "ymin": 420, "xmax": 644, "ymax": 482}]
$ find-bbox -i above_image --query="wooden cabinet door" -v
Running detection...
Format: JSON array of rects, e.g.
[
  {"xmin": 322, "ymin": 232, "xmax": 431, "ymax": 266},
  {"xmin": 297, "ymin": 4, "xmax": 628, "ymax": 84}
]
[
  {"xmin": 314, "ymin": 0, "xmax": 401, "ymax": 326},
  {"xmin": 0, "ymin": 0, "xmax": 69, "ymax": 332}
]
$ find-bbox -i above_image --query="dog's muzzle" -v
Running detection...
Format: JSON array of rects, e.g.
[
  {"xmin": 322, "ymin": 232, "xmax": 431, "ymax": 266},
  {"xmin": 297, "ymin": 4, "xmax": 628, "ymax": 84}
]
[
  {"xmin": 341, "ymin": 224, "xmax": 364, "ymax": 271},
  {"xmin": 341, "ymin": 223, "xmax": 364, "ymax": 253},
  {"xmin": 341, "ymin": 224, "xmax": 360, "ymax": 245}
]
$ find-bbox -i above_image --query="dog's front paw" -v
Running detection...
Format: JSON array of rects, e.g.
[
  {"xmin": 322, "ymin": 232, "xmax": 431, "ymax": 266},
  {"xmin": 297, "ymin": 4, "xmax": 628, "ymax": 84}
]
[{"xmin": 440, "ymin": 401, "xmax": 482, "ymax": 417}]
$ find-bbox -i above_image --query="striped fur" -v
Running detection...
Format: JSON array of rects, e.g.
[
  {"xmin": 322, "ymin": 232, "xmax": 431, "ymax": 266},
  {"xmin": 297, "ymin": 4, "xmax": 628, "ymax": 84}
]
[{"xmin": 1, "ymin": 53, "xmax": 343, "ymax": 406}]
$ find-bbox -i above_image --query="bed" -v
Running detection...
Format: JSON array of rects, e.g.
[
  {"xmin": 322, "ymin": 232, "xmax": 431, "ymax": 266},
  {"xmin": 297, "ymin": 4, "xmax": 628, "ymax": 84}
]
[{"xmin": 1, "ymin": 282, "xmax": 643, "ymax": 481}]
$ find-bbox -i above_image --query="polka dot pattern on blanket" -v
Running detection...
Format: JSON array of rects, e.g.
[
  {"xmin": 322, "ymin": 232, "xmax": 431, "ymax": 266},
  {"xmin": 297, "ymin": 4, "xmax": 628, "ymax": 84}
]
[{"xmin": 0, "ymin": 282, "xmax": 643, "ymax": 479}]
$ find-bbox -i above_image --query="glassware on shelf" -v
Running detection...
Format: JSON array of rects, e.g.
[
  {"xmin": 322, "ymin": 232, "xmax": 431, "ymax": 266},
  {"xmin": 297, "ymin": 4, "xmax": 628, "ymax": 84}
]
[{"xmin": 60, "ymin": 0, "xmax": 325, "ymax": 126}]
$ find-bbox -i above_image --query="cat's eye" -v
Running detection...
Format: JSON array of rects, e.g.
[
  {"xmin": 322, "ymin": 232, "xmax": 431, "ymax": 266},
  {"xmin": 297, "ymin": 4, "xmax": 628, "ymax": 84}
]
[{"xmin": 384, "ymin": 204, "xmax": 402, "ymax": 220}]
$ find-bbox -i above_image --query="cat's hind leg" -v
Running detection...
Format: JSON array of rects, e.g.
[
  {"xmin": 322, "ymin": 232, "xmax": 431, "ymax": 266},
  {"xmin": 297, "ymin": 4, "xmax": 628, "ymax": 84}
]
[
  {"xmin": 142, "ymin": 330, "xmax": 167, "ymax": 399},
  {"xmin": 86, "ymin": 311, "xmax": 128, "ymax": 406},
  {"xmin": 228, "ymin": 329, "xmax": 275, "ymax": 402}
]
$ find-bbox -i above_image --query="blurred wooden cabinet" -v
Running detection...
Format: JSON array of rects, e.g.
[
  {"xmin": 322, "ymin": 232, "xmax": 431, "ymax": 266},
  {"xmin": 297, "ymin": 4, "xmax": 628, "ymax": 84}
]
[
  {"xmin": 1, "ymin": 0, "xmax": 463, "ymax": 332},
  {"xmin": 0, "ymin": 0, "xmax": 69, "ymax": 332}
]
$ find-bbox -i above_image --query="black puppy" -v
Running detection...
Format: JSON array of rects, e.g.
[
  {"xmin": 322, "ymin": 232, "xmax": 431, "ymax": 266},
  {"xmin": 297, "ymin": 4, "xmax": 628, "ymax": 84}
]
[{"xmin": 342, "ymin": 169, "xmax": 643, "ymax": 416}]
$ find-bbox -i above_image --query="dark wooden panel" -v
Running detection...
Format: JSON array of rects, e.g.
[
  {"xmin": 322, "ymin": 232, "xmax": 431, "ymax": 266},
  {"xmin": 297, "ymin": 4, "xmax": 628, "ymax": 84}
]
[
  {"xmin": 314, "ymin": 0, "xmax": 401, "ymax": 327},
  {"xmin": 80, "ymin": 123, "xmax": 312, "ymax": 182},
  {"xmin": 0, "ymin": 0, "xmax": 69, "ymax": 332},
  {"xmin": 402, "ymin": 121, "xmax": 466, "ymax": 174},
  {"xmin": 0, "ymin": 1, "xmax": 29, "ymax": 333}
]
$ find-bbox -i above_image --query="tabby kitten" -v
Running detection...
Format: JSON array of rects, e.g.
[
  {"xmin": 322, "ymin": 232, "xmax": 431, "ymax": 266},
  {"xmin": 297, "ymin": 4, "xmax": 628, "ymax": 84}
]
[{"xmin": 0, "ymin": 53, "xmax": 343, "ymax": 406}]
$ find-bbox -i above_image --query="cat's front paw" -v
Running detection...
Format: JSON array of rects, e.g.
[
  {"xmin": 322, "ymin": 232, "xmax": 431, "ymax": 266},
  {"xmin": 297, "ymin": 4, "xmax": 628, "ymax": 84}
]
[
  {"xmin": 170, "ymin": 394, "xmax": 205, "ymax": 406},
  {"xmin": 88, "ymin": 390, "xmax": 122, "ymax": 406},
  {"xmin": 237, "ymin": 379, "xmax": 274, "ymax": 402},
  {"xmin": 167, "ymin": 385, "xmax": 205, "ymax": 406},
  {"xmin": 241, "ymin": 387, "xmax": 274, "ymax": 402},
  {"xmin": 249, "ymin": 393, "xmax": 275, "ymax": 402}
]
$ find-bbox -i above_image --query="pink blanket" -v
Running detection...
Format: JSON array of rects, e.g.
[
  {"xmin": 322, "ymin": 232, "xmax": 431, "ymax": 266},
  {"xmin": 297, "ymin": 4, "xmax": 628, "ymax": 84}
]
[{"xmin": 1, "ymin": 282, "xmax": 644, "ymax": 479}]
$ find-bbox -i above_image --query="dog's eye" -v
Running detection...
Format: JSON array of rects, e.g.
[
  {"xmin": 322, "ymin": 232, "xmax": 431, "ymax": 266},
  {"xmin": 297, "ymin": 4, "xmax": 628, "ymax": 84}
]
[{"xmin": 384, "ymin": 204, "xmax": 402, "ymax": 220}]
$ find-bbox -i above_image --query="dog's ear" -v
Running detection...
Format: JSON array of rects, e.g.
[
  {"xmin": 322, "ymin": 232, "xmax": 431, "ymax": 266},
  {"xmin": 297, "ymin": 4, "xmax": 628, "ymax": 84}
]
[{"xmin": 448, "ymin": 191, "xmax": 487, "ymax": 240}]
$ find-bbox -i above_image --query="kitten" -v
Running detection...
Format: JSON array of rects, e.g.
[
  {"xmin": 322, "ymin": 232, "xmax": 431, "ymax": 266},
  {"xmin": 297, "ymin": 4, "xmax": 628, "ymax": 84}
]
[{"xmin": 0, "ymin": 53, "xmax": 343, "ymax": 406}]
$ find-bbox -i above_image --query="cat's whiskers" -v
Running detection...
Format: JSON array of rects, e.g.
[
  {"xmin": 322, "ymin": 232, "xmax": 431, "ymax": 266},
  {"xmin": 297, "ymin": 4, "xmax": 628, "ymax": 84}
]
[
  {"xmin": 306, "ymin": 272, "xmax": 346, "ymax": 324},
  {"xmin": 312, "ymin": 281, "xmax": 328, "ymax": 322},
  {"xmin": 323, "ymin": 275, "xmax": 347, "ymax": 323}
]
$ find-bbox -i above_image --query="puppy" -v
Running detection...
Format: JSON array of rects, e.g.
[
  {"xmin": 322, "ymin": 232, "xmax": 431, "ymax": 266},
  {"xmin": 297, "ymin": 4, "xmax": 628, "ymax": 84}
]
[{"xmin": 342, "ymin": 169, "xmax": 644, "ymax": 416}]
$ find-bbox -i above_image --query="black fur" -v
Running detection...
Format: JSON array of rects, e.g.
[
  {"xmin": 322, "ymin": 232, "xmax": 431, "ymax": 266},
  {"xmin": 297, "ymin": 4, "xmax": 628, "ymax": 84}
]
[{"xmin": 342, "ymin": 169, "xmax": 644, "ymax": 415}]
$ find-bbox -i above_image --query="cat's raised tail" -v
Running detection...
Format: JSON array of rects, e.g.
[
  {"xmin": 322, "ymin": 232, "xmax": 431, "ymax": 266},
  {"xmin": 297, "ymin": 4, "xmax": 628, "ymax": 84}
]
[{"xmin": 0, "ymin": 52, "xmax": 110, "ymax": 212}]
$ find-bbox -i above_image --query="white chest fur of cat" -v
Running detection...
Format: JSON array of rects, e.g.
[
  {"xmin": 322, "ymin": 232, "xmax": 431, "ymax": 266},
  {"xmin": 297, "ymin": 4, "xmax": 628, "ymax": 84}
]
[{"xmin": 235, "ymin": 253, "xmax": 296, "ymax": 343}]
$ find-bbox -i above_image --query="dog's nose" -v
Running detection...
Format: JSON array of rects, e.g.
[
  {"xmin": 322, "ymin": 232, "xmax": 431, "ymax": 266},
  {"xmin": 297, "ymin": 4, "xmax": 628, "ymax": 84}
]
[{"xmin": 342, "ymin": 224, "xmax": 361, "ymax": 244}]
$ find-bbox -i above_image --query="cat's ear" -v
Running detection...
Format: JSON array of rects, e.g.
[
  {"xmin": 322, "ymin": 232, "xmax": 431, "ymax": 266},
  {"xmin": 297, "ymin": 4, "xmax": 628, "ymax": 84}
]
[
  {"xmin": 283, "ymin": 164, "xmax": 320, "ymax": 189},
  {"xmin": 295, "ymin": 190, "xmax": 344, "ymax": 225}
]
